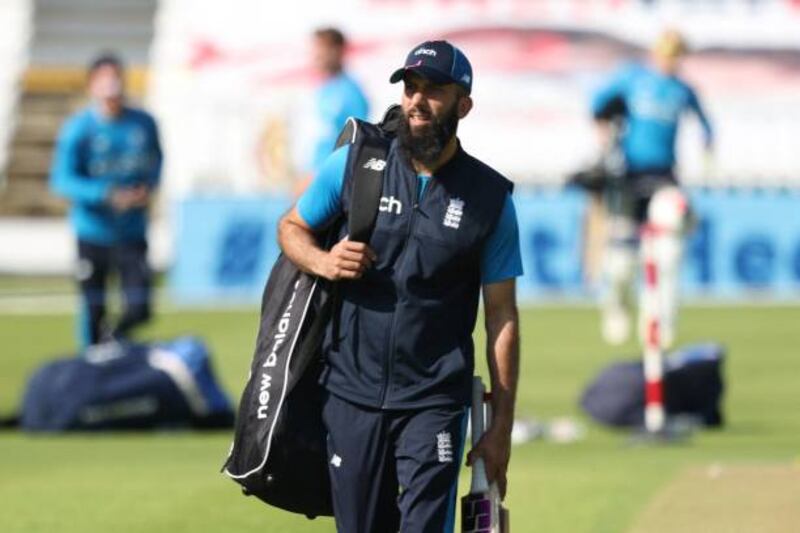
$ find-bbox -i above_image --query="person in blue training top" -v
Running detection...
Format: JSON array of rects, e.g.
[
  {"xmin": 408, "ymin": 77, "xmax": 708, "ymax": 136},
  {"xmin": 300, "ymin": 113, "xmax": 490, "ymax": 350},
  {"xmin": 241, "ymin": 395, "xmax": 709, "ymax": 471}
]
[
  {"xmin": 279, "ymin": 40, "xmax": 521, "ymax": 533},
  {"xmin": 590, "ymin": 30, "xmax": 714, "ymax": 346},
  {"xmin": 296, "ymin": 27, "xmax": 369, "ymax": 190},
  {"xmin": 50, "ymin": 53, "xmax": 162, "ymax": 348}
]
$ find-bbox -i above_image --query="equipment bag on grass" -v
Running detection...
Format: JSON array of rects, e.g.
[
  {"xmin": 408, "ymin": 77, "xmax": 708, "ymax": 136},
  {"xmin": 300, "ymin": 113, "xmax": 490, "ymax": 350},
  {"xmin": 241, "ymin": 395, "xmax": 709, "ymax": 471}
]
[
  {"xmin": 20, "ymin": 337, "xmax": 234, "ymax": 431},
  {"xmin": 580, "ymin": 342, "xmax": 725, "ymax": 428},
  {"xmin": 221, "ymin": 106, "xmax": 400, "ymax": 518}
]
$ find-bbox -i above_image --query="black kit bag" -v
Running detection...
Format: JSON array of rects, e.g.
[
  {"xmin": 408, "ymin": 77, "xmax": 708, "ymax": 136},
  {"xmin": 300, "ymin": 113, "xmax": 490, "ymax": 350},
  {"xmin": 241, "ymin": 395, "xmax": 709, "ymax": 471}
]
[
  {"xmin": 222, "ymin": 106, "xmax": 401, "ymax": 518},
  {"xmin": 580, "ymin": 342, "xmax": 725, "ymax": 428}
]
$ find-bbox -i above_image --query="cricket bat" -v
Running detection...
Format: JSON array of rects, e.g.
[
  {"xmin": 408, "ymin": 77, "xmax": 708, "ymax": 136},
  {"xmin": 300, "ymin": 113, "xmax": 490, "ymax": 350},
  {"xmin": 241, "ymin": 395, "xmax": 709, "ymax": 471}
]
[{"xmin": 461, "ymin": 377, "xmax": 510, "ymax": 533}]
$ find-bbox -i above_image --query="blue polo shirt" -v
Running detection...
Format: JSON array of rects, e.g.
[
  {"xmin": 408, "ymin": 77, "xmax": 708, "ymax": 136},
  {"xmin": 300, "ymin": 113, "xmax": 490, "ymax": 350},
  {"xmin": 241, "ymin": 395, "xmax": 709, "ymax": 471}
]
[
  {"xmin": 308, "ymin": 73, "xmax": 370, "ymax": 174},
  {"xmin": 592, "ymin": 62, "xmax": 713, "ymax": 173},
  {"xmin": 50, "ymin": 106, "xmax": 162, "ymax": 244}
]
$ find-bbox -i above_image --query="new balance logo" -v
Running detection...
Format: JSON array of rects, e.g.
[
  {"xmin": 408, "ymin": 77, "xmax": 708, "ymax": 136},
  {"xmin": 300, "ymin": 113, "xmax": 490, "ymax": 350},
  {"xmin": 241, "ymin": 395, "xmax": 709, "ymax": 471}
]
[
  {"xmin": 443, "ymin": 198, "xmax": 465, "ymax": 229},
  {"xmin": 379, "ymin": 196, "xmax": 402, "ymax": 215},
  {"xmin": 363, "ymin": 158, "xmax": 386, "ymax": 171},
  {"xmin": 414, "ymin": 48, "xmax": 437, "ymax": 57},
  {"xmin": 436, "ymin": 431, "xmax": 453, "ymax": 463}
]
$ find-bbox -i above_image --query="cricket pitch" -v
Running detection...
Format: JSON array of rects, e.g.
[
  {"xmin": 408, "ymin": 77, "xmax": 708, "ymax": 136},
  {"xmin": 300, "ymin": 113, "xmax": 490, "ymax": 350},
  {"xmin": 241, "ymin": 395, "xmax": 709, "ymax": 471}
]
[{"xmin": 629, "ymin": 463, "xmax": 800, "ymax": 533}]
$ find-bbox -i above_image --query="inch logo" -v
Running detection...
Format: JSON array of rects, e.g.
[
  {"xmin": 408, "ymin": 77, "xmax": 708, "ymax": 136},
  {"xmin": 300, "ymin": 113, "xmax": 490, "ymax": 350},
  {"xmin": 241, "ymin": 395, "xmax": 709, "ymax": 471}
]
[
  {"xmin": 379, "ymin": 196, "xmax": 402, "ymax": 216},
  {"xmin": 414, "ymin": 48, "xmax": 437, "ymax": 57}
]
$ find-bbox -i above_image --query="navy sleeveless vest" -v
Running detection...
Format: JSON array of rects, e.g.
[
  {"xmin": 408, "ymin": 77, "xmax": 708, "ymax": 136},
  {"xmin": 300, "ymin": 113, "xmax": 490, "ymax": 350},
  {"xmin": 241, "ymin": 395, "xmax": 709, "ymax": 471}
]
[{"xmin": 321, "ymin": 135, "xmax": 512, "ymax": 409}]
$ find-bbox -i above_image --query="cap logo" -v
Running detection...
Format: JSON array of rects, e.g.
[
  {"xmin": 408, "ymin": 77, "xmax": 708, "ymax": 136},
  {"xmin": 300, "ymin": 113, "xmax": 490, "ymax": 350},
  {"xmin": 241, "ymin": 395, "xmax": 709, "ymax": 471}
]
[
  {"xmin": 414, "ymin": 48, "xmax": 437, "ymax": 57},
  {"xmin": 460, "ymin": 74, "xmax": 471, "ymax": 84}
]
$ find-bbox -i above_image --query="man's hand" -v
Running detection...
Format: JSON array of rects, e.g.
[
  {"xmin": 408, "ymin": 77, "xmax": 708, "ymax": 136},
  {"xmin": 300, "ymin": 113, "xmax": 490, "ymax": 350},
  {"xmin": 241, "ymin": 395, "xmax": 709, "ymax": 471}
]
[
  {"xmin": 110, "ymin": 188, "xmax": 135, "ymax": 212},
  {"xmin": 466, "ymin": 424, "xmax": 512, "ymax": 499},
  {"xmin": 278, "ymin": 207, "xmax": 377, "ymax": 281},
  {"xmin": 110, "ymin": 185, "xmax": 150, "ymax": 212},
  {"xmin": 129, "ymin": 185, "xmax": 151, "ymax": 208},
  {"xmin": 318, "ymin": 238, "xmax": 377, "ymax": 281}
]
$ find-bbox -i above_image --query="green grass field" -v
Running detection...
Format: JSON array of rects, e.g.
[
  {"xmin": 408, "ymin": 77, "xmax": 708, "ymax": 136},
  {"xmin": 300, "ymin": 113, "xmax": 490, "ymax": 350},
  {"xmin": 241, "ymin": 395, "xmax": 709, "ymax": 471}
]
[{"xmin": 1, "ymin": 299, "xmax": 798, "ymax": 532}]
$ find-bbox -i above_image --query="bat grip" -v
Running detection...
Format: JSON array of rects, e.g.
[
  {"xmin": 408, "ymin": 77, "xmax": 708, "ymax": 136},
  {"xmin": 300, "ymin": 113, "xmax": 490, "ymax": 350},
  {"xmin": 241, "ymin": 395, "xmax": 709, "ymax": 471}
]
[
  {"xmin": 470, "ymin": 377, "xmax": 490, "ymax": 493},
  {"xmin": 471, "ymin": 377, "xmax": 485, "ymax": 446},
  {"xmin": 484, "ymin": 401, "xmax": 503, "ymax": 500}
]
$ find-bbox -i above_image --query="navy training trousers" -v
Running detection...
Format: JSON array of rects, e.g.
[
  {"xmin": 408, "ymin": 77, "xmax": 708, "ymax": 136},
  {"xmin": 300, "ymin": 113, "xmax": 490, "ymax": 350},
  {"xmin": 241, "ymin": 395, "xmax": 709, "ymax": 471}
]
[
  {"xmin": 76, "ymin": 240, "xmax": 152, "ymax": 347},
  {"xmin": 322, "ymin": 391, "xmax": 468, "ymax": 533}
]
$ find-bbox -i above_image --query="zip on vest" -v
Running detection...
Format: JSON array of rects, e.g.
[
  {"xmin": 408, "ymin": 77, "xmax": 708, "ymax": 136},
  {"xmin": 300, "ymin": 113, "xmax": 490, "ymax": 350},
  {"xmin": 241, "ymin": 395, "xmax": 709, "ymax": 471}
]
[{"xmin": 379, "ymin": 178, "xmax": 423, "ymax": 408}]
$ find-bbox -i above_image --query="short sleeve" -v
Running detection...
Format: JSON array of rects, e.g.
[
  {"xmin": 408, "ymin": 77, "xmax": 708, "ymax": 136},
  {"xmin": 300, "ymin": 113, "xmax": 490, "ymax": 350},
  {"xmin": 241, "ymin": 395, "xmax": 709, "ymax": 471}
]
[
  {"xmin": 297, "ymin": 144, "xmax": 350, "ymax": 230},
  {"xmin": 481, "ymin": 193, "xmax": 524, "ymax": 284}
]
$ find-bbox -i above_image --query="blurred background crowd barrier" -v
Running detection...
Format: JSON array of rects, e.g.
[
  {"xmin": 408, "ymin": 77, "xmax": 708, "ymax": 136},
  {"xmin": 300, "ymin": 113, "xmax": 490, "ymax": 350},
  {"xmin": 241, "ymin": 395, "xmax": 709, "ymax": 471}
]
[{"xmin": 1, "ymin": 0, "xmax": 799, "ymax": 303}]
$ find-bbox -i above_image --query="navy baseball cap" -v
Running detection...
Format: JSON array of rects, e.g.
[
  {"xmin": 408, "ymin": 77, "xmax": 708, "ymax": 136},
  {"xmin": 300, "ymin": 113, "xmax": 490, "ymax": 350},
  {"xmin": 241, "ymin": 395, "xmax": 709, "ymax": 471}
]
[{"xmin": 389, "ymin": 40, "xmax": 473, "ymax": 94}]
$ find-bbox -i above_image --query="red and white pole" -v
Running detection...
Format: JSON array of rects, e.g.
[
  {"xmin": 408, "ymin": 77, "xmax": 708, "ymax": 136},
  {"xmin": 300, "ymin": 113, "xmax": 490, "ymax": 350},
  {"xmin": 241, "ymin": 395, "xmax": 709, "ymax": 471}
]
[{"xmin": 640, "ymin": 224, "xmax": 665, "ymax": 433}]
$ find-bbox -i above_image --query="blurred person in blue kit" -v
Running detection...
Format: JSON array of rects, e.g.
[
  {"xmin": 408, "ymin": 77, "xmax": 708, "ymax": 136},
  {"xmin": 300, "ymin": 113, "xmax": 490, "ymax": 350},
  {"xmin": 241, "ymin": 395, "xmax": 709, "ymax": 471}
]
[
  {"xmin": 589, "ymin": 30, "xmax": 713, "ymax": 347},
  {"xmin": 295, "ymin": 27, "xmax": 369, "ymax": 192},
  {"xmin": 50, "ymin": 53, "xmax": 163, "ymax": 348}
]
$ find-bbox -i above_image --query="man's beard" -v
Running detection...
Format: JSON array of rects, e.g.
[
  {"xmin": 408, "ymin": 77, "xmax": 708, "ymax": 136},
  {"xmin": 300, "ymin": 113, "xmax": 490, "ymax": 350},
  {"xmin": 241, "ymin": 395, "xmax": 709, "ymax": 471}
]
[{"xmin": 397, "ymin": 103, "xmax": 459, "ymax": 168}]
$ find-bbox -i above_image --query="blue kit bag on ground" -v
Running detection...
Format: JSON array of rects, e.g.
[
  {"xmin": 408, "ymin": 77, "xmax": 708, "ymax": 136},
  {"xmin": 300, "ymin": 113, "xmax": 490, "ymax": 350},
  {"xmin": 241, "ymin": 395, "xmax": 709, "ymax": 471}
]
[
  {"xmin": 20, "ymin": 337, "xmax": 234, "ymax": 431},
  {"xmin": 580, "ymin": 343, "xmax": 725, "ymax": 428}
]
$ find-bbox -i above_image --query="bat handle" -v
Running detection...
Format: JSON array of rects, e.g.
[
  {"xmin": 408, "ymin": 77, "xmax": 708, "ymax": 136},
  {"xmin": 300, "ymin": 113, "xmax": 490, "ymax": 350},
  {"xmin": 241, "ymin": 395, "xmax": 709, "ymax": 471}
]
[
  {"xmin": 470, "ymin": 377, "xmax": 490, "ymax": 493},
  {"xmin": 471, "ymin": 377, "xmax": 485, "ymax": 446},
  {"xmin": 484, "ymin": 401, "xmax": 504, "ymax": 501}
]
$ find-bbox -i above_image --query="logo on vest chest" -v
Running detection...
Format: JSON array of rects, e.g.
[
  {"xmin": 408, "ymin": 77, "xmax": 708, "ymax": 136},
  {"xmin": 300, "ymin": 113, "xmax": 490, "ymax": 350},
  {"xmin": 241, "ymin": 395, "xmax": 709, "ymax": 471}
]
[
  {"xmin": 379, "ymin": 195, "xmax": 403, "ymax": 215},
  {"xmin": 443, "ymin": 197, "xmax": 465, "ymax": 229}
]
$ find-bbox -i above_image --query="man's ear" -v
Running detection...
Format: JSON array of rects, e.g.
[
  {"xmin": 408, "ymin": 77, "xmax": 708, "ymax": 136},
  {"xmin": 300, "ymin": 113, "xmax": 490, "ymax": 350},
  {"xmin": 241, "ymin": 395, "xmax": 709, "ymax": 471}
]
[{"xmin": 457, "ymin": 95, "xmax": 473, "ymax": 119}]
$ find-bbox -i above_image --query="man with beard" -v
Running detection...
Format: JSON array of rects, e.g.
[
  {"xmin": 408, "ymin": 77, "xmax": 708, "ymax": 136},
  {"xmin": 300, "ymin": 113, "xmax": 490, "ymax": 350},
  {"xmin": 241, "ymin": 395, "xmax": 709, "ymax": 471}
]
[{"xmin": 278, "ymin": 40, "xmax": 521, "ymax": 533}]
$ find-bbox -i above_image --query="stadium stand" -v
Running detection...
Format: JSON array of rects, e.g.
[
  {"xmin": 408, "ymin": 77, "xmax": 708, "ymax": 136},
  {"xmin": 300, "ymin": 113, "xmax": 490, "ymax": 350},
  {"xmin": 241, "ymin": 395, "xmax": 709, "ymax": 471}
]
[
  {"xmin": 0, "ymin": 0, "xmax": 156, "ymax": 216},
  {"xmin": 0, "ymin": 0, "xmax": 32, "ymax": 205}
]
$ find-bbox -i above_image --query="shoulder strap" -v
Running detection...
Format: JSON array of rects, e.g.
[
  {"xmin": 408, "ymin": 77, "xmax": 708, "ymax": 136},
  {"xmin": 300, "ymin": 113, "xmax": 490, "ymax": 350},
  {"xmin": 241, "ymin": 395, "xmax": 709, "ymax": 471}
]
[
  {"xmin": 348, "ymin": 138, "xmax": 387, "ymax": 243},
  {"xmin": 331, "ymin": 107, "xmax": 398, "ymax": 244},
  {"xmin": 328, "ymin": 113, "xmax": 391, "ymax": 348},
  {"xmin": 333, "ymin": 104, "xmax": 401, "ymax": 152},
  {"xmin": 333, "ymin": 117, "xmax": 358, "ymax": 151}
]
